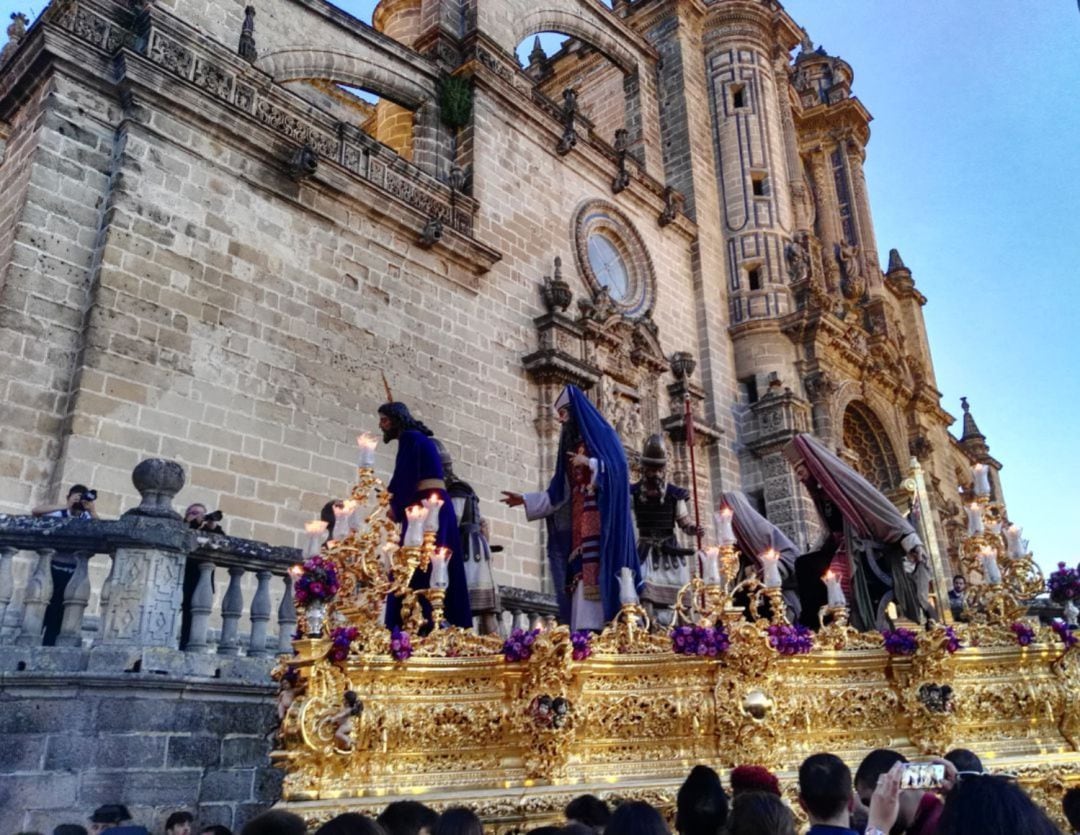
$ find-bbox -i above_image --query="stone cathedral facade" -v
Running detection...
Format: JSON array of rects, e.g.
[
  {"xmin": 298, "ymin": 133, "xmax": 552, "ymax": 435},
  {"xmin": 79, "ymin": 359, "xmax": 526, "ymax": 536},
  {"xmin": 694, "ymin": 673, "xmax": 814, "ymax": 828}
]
[{"xmin": 0, "ymin": 0, "xmax": 1001, "ymax": 597}]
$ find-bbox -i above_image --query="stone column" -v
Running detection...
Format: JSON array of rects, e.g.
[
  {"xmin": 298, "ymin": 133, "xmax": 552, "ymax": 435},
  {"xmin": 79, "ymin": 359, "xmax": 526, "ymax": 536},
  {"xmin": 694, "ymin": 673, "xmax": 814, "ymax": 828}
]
[
  {"xmin": 99, "ymin": 459, "xmax": 193, "ymax": 649},
  {"xmin": 844, "ymin": 140, "xmax": 880, "ymax": 286},
  {"xmin": 56, "ymin": 553, "xmax": 92, "ymax": 647},
  {"xmin": 15, "ymin": 549, "xmax": 54, "ymax": 646},
  {"xmin": 0, "ymin": 546, "xmax": 15, "ymax": 641}
]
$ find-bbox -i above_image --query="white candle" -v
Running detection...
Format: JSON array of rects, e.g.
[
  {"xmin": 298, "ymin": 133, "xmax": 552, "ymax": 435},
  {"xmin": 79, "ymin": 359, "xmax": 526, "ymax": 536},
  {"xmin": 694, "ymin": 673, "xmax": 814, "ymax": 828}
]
[
  {"xmin": 760, "ymin": 548, "xmax": 782, "ymax": 588},
  {"xmin": 700, "ymin": 547, "xmax": 721, "ymax": 585},
  {"xmin": 341, "ymin": 499, "xmax": 359, "ymax": 533},
  {"xmin": 714, "ymin": 506, "xmax": 736, "ymax": 547},
  {"xmin": 332, "ymin": 505, "xmax": 352, "ymax": 541},
  {"xmin": 966, "ymin": 503, "xmax": 984, "ymax": 536},
  {"xmin": 823, "ymin": 570, "xmax": 846, "ymax": 607},
  {"xmin": 356, "ymin": 433, "xmax": 377, "ymax": 468},
  {"xmin": 421, "ymin": 493, "xmax": 443, "ymax": 535},
  {"xmin": 430, "ymin": 546, "xmax": 451, "ymax": 589},
  {"xmin": 404, "ymin": 505, "xmax": 428, "ymax": 547},
  {"xmin": 303, "ymin": 520, "xmax": 328, "ymax": 557},
  {"xmin": 979, "ymin": 545, "xmax": 1002, "ymax": 584},
  {"xmin": 972, "ymin": 464, "xmax": 991, "ymax": 498},
  {"xmin": 1005, "ymin": 524, "xmax": 1024, "ymax": 558}
]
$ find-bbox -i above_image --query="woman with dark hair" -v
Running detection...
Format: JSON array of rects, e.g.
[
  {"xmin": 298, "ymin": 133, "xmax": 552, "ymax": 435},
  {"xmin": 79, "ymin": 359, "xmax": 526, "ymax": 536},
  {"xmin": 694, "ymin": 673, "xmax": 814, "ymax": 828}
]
[
  {"xmin": 605, "ymin": 802, "xmax": 668, "ymax": 835},
  {"xmin": 314, "ymin": 813, "xmax": 387, "ymax": 835},
  {"xmin": 936, "ymin": 775, "xmax": 1061, "ymax": 835},
  {"xmin": 432, "ymin": 808, "xmax": 483, "ymax": 835},
  {"xmin": 727, "ymin": 792, "xmax": 795, "ymax": 835}
]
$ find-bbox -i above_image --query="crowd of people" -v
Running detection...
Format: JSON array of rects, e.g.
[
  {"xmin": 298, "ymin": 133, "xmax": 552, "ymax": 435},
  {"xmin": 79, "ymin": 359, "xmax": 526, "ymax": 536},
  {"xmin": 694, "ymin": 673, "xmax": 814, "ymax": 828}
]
[{"xmin": 24, "ymin": 749, "xmax": 1078, "ymax": 835}]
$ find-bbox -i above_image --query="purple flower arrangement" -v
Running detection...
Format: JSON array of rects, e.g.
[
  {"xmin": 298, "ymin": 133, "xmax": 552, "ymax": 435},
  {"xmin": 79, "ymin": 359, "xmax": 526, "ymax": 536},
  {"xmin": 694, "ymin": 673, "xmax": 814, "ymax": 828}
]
[
  {"xmin": 766, "ymin": 623, "xmax": 814, "ymax": 655},
  {"xmin": 882, "ymin": 627, "xmax": 919, "ymax": 656},
  {"xmin": 328, "ymin": 625, "xmax": 358, "ymax": 663},
  {"xmin": 1048, "ymin": 562, "xmax": 1080, "ymax": 604},
  {"xmin": 1052, "ymin": 620, "xmax": 1078, "ymax": 649},
  {"xmin": 1011, "ymin": 622, "xmax": 1036, "ymax": 647},
  {"xmin": 943, "ymin": 626, "xmax": 962, "ymax": 654},
  {"xmin": 671, "ymin": 624, "xmax": 730, "ymax": 657},
  {"xmin": 570, "ymin": 631, "xmax": 592, "ymax": 661},
  {"xmin": 503, "ymin": 628, "xmax": 540, "ymax": 662},
  {"xmin": 293, "ymin": 555, "xmax": 340, "ymax": 606},
  {"xmin": 389, "ymin": 628, "xmax": 412, "ymax": 661}
]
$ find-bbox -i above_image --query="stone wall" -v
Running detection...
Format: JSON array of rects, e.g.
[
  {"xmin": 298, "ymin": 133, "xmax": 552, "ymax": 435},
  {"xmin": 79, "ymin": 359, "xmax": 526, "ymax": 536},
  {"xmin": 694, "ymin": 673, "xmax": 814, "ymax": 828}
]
[{"xmin": 0, "ymin": 672, "xmax": 280, "ymax": 833}]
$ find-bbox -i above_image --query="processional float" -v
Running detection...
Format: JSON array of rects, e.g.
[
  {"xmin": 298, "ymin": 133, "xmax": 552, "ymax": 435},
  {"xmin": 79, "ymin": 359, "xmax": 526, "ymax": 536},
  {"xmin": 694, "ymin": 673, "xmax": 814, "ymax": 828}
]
[{"xmin": 272, "ymin": 435, "xmax": 1080, "ymax": 830}]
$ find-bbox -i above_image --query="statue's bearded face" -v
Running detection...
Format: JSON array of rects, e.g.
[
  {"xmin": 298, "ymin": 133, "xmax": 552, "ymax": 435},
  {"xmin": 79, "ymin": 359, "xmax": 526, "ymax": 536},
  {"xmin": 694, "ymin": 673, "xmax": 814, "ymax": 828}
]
[{"xmin": 379, "ymin": 413, "xmax": 400, "ymax": 443}]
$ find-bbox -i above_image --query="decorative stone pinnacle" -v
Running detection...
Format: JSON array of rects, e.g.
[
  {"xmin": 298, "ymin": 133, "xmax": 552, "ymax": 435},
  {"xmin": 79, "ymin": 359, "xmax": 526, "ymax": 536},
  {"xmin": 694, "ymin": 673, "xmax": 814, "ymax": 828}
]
[
  {"xmin": 127, "ymin": 458, "xmax": 186, "ymax": 519},
  {"xmin": 887, "ymin": 248, "xmax": 907, "ymax": 273},
  {"xmin": 238, "ymin": 5, "xmax": 257, "ymax": 63},
  {"xmin": 528, "ymin": 36, "xmax": 545, "ymax": 67}
]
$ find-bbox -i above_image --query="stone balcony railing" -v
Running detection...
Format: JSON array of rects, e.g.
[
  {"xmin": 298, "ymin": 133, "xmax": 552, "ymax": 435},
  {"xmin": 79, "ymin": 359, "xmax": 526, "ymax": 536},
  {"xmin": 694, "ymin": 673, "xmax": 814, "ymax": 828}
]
[{"xmin": 0, "ymin": 458, "xmax": 561, "ymax": 677}]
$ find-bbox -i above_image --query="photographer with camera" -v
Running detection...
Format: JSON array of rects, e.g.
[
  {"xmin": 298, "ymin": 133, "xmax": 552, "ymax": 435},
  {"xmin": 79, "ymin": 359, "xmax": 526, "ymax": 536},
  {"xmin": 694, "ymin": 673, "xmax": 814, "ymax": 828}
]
[
  {"xmin": 184, "ymin": 503, "xmax": 224, "ymax": 534},
  {"xmin": 31, "ymin": 484, "xmax": 100, "ymax": 645}
]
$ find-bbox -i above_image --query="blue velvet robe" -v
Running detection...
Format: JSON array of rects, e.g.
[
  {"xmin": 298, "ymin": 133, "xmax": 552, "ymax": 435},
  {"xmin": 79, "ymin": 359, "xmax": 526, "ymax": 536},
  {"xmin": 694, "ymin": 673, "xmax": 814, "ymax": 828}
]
[
  {"xmin": 385, "ymin": 429, "xmax": 472, "ymax": 628},
  {"xmin": 543, "ymin": 386, "xmax": 642, "ymax": 623}
]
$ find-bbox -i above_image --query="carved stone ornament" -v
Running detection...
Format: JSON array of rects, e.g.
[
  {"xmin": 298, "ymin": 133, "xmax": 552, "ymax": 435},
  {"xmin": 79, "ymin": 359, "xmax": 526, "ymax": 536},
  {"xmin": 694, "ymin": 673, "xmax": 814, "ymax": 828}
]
[
  {"xmin": 418, "ymin": 217, "xmax": 443, "ymax": 248},
  {"xmin": 286, "ymin": 143, "xmax": 318, "ymax": 181},
  {"xmin": 612, "ymin": 129, "xmax": 631, "ymax": 194},
  {"xmin": 127, "ymin": 458, "xmax": 186, "ymax": 519},
  {"xmin": 238, "ymin": 5, "xmax": 257, "ymax": 63},
  {"xmin": 540, "ymin": 256, "xmax": 572, "ymax": 314},
  {"xmin": 658, "ymin": 186, "xmax": 684, "ymax": 228},
  {"xmin": 557, "ymin": 87, "xmax": 578, "ymax": 156}
]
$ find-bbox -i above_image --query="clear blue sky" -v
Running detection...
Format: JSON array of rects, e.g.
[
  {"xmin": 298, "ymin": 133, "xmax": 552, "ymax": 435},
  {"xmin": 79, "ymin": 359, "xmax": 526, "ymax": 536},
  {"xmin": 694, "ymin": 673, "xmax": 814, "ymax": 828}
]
[{"xmin": 3, "ymin": 0, "xmax": 1075, "ymax": 572}]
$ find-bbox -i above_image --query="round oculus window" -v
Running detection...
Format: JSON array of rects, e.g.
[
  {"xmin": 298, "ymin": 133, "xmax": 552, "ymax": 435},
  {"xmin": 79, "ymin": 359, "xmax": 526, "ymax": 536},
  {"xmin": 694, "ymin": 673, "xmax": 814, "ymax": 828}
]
[{"xmin": 572, "ymin": 201, "xmax": 656, "ymax": 318}]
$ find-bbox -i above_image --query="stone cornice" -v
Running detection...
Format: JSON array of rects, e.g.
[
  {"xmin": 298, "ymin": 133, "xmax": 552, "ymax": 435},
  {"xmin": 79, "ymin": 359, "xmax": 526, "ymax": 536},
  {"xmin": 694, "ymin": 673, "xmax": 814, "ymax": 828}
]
[{"xmin": 795, "ymin": 97, "xmax": 873, "ymax": 147}]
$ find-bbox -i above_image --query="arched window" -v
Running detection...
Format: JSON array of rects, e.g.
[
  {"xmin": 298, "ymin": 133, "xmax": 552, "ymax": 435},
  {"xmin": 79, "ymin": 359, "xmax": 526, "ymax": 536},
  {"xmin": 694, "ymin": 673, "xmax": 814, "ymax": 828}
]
[{"xmin": 842, "ymin": 402, "xmax": 901, "ymax": 491}]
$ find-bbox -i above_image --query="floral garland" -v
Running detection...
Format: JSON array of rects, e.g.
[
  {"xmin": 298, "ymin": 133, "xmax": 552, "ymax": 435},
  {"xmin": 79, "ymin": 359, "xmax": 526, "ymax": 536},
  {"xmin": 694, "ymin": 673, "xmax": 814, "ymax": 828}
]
[
  {"xmin": 765, "ymin": 623, "xmax": 814, "ymax": 656},
  {"xmin": 328, "ymin": 625, "xmax": 358, "ymax": 663},
  {"xmin": 1052, "ymin": 620, "xmax": 1078, "ymax": 649},
  {"xmin": 293, "ymin": 555, "xmax": 340, "ymax": 605},
  {"xmin": 503, "ymin": 628, "xmax": 540, "ymax": 662},
  {"xmin": 671, "ymin": 624, "xmax": 730, "ymax": 657},
  {"xmin": 570, "ymin": 630, "xmax": 592, "ymax": 661},
  {"xmin": 881, "ymin": 627, "xmax": 918, "ymax": 656},
  {"xmin": 1010, "ymin": 622, "xmax": 1036, "ymax": 647},
  {"xmin": 390, "ymin": 628, "xmax": 412, "ymax": 661},
  {"xmin": 1048, "ymin": 562, "xmax": 1080, "ymax": 604}
]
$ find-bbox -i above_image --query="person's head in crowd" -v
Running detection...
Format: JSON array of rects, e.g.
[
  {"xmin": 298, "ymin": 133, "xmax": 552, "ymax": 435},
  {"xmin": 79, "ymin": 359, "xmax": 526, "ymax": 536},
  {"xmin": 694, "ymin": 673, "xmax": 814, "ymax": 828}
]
[
  {"xmin": 240, "ymin": 810, "xmax": 307, "ymax": 835},
  {"xmin": 944, "ymin": 748, "xmax": 983, "ymax": 774},
  {"xmin": 55, "ymin": 826, "xmax": 89, "ymax": 835},
  {"xmin": 798, "ymin": 753, "xmax": 854, "ymax": 827},
  {"xmin": 565, "ymin": 795, "xmax": 611, "ymax": 832},
  {"xmin": 1064, "ymin": 787, "xmax": 1080, "ymax": 835},
  {"xmin": 200, "ymin": 827, "xmax": 233, "ymax": 835},
  {"xmin": 321, "ymin": 500, "xmax": 344, "ymax": 532},
  {"xmin": 378, "ymin": 801, "xmax": 439, "ymax": 835},
  {"xmin": 952, "ymin": 575, "xmax": 966, "ymax": 595},
  {"xmin": 165, "ymin": 812, "xmax": 194, "ymax": 835},
  {"xmin": 938, "ymin": 774, "xmax": 1061, "ymax": 835},
  {"xmin": 432, "ymin": 808, "xmax": 482, "ymax": 835},
  {"xmin": 675, "ymin": 765, "xmax": 728, "ymax": 835},
  {"xmin": 523, "ymin": 828, "xmax": 561, "ymax": 835},
  {"xmin": 89, "ymin": 805, "xmax": 133, "ymax": 835},
  {"xmin": 730, "ymin": 765, "xmax": 782, "ymax": 798},
  {"xmin": 32, "ymin": 484, "xmax": 99, "ymax": 519},
  {"xmin": 727, "ymin": 792, "xmax": 795, "ymax": 835},
  {"xmin": 855, "ymin": 748, "xmax": 944, "ymax": 834},
  {"xmin": 314, "ymin": 814, "xmax": 386, "ymax": 835},
  {"xmin": 606, "ymin": 802, "xmax": 669, "ymax": 835}
]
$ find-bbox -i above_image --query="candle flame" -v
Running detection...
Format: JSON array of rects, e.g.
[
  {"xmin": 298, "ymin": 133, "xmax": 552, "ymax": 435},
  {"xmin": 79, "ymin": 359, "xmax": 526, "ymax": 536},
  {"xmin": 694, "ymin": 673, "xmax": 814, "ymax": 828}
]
[
  {"xmin": 406, "ymin": 505, "xmax": 429, "ymax": 520},
  {"xmin": 342, "ymin": 499, "xmax": 357, "ymax": 513},
  {"xmin": 719, "ymin": 506, "xmax": 733, "ymax": 519},
  {"xmin": 760, "ymin": 548, "xmax": 778, "ymax": 562},
  {"xmin": 432, "ymin": 546, "xmax": 451, "ymax": 563},
  {"xmin": 823, "ymin": 570, "xmax": 835, "ymax": 582},
  {"xmin": 289, "ymin": 564, "xmax": 304, "ymax": 578},
  {"xmin": 304, "ymin": 520, "xmax": 328, "ymax": 534},
  {"xmin": 357, "ymin": 433, "xmax": 377, "ymax": 449}
]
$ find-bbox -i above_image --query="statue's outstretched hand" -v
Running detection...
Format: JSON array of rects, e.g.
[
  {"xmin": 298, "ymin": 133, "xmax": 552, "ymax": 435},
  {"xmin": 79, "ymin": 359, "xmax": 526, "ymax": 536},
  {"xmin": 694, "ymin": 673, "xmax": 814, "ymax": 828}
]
[{"xmin": 501, "ymin": 491, "xmax": 524, "ymax": 508}]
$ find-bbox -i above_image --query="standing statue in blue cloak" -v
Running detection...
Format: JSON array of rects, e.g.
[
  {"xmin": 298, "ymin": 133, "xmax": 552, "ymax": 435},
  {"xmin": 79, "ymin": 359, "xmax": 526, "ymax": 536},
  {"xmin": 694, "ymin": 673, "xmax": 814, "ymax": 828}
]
[
  {"xmin": 378, "ymin": 402, "xmax": 472, "ymax": 629},
  {"xmin": 501, "ymin": 385, "xmax": 642, "ymax": 630}
]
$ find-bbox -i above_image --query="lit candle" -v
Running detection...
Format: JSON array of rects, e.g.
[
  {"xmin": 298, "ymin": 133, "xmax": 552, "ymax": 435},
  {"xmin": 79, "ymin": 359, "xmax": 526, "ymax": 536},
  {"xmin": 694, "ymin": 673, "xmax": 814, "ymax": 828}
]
[
  {"xmin": 759, "ymin": 548, "xmax": 782, "ymax": 588},
  {"xmin": 1005, "ymin": 524, "xmax": 1024, "ymax": 558},
  {"xmin": 714, "ymin": 506, "xmax": 736, "ymax": 547},
  {"xmin": 700, "ymin": 547, "xmax": 721, "ymax": 585},
  {"xmin": 823, "ymin": 570, "xmax": 846, "ymax": 607},
  {"xmin": 965, "ymin": 503, "xmax": 984, "ymax": 536},
  {"xmin": 341, "ymin": 499, "xmax": 359, "ymax": 533},
  {"xmin": 979, "ymin": 545, "xmax": 1002, "ymax": 584},
  {"xmin": 430, "ymin": 546, "xmax": 451, "ymax": 589},
  {"xmin": 972, "ymin": 464, "xmax": 991, "ymax": 498},
  {"xmin": 303, "ymin": 520, "xmax": 328, "ymax": 557},
  {"xmin": 421, "ymin": 493, "xmax": 443, "ymax": 535},
  {"xmin": 356, "ymin": 433, "xmax": 377, "ymax": 468},
  {"xmin": 403, "ymin": 505, "xmax": 428, "ymax": 547},
  {"xmin": 332, "ymin": 504, "xmax": 352, "ymax": 541}
]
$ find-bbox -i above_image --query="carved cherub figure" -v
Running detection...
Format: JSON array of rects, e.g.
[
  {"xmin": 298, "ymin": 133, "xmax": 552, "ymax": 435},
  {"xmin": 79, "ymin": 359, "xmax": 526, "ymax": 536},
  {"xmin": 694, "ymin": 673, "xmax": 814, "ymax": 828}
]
[
  {"xmin": 331, "ymin": 689, "xmax": 363, "ymax": 750},
  {"xmin": 276, "ymin": 666, "xmax": 301, "ymax": 722}
]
